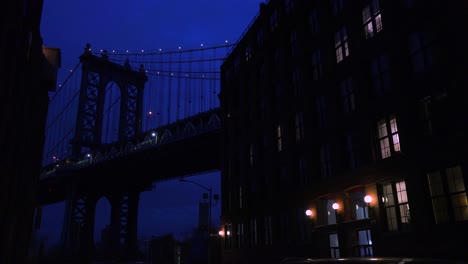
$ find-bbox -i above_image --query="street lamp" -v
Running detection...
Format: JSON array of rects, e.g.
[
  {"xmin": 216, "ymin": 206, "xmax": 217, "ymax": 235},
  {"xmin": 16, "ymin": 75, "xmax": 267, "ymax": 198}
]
[
  {"xmin": 179, "ymin": 177, "xmax": 217, "ymax": 264},
  {"xmin": 364, "ymin": 195, "xmax": 373, "ymax": 218},
  {"xmin": 332, "ymin": 202, "xmax": 340, "ymax": 223}
]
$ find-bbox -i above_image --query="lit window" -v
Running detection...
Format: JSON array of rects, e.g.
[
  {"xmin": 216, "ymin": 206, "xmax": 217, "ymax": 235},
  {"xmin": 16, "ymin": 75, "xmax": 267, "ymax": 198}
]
[
  {"xmin": 335, "ymin": 27, "xmax": 349, "ymax": 63},
  {"xmin": 295, "ymin": 112, "xmax": 304, "ymax": 142},
  {"xmin": 341, "ymin": 77, "xmax": 355, "ymax": 113},
  {"xmin": 349, "ymin": 189, "xmax": 369, "ymax": 220},
  {"xmin": 357, "ymin": 229, "xmax": 373, "ymax": 256},
  {"xmin": 379, "ymin": 180, "xmax": 411, "ymax": 231},
  {"xmin": 428, "ymin": 166, "xmax": 468, "ymax": 223},
  {"xmin": 277, "ymin": 125, "xmax": 283, "ymax": 152},
  {"xmin": 323, "ymin": 199, "xmax": 338, "ymax": 225},
  {"xmin": 362, "ymin": 0, "xmax": 383, "ymax": 39},
  {"xmin": 329, "ymin": 233, "xmax": 340, "ymax": 258},
  {"xmin": 376, "ymin": 114, "xmax": 400, "ymax": 159}
]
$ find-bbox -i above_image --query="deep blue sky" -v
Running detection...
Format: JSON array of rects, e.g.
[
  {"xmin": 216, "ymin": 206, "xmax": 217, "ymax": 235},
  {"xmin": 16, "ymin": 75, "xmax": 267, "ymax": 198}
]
[{"xmin": 37, "ymin": 0, "xmax": 264, "ymax": 250}]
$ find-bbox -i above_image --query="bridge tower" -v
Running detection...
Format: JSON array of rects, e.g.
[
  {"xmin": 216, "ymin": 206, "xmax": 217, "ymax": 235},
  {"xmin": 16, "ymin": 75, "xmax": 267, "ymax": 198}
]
[{"xmin": 61, "ymin": 43, "xmax": 148, "ymax": 262}]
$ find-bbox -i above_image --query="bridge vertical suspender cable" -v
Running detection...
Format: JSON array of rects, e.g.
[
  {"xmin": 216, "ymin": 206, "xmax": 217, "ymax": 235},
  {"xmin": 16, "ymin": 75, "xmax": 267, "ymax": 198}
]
[
  {"xmin": 158, "ymin": 49, "xmax": 164, "ymax": 128},
  {"xmin": 177, "ymin": 47, "xmax": 181, "ymax": 121},
  {"xmin": 188, "ymin": 49, "xmax": 193, "ymax": 117},
  {"xmin": 200, "ymin": 45, "xmax": 204, "ymax": 113},
  {"xmin": 167, "ymin": 52, "xmax": 172, "ymax": 125}
]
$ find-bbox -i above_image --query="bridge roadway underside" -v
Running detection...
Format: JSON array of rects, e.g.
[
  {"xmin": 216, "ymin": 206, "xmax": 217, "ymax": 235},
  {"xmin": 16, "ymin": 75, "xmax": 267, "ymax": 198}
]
[{"xmin": 38, "ymin": 129, "xmax": 222, "ymax": 206}]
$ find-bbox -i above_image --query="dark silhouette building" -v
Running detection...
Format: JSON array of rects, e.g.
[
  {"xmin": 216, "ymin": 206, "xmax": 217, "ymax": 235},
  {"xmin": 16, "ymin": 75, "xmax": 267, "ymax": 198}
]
[
  {"xmin": 219, "ymin": 0, "xmax": 468, "ymax": 263},
  {"xmin": 1, "ymin": 0, "xmax": 59, "ymax": 263}
]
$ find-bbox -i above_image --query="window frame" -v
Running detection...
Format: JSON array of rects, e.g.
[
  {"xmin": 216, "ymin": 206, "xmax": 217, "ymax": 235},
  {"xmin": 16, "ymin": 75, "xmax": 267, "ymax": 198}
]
[{"xmin": 378, "ymin": 179, "xmax": 411, "ymax": 232}]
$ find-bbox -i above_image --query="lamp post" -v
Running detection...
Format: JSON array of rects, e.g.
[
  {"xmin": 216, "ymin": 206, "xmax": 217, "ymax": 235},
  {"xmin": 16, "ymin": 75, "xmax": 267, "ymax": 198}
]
[
  {"xmin": 179, "ymin": 177, "xmax": 214, "ymax": 264},
  {"xmin": 332, "ymin": 202, "xmax": 340, "ymax": 223},
  {"xmin": 364, "ymin": 195, "xmax": 373, "ymax": 218}
]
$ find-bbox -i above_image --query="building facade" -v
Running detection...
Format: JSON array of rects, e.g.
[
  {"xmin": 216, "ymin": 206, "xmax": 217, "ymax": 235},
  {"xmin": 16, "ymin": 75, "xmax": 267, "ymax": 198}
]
[
  {"xmin": 219, "ymin": 0, "xmax": 468, "ymax": 263},
  {"xmin": 0, "ymin": 0, "xmax": 58, "ymax": 262}
]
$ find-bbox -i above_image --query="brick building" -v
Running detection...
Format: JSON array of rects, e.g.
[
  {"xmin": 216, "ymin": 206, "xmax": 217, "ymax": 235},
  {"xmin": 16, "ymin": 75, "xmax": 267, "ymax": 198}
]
[{"xmin": 219, "ymin": 0, "xmax": 468, "ymax": 263}]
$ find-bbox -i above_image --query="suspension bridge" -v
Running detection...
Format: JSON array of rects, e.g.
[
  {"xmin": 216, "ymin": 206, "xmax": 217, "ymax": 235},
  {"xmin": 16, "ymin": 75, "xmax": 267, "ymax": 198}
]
[{"xmin": 37, "ymin": 41, "xmax": 235, "ymax": 261}]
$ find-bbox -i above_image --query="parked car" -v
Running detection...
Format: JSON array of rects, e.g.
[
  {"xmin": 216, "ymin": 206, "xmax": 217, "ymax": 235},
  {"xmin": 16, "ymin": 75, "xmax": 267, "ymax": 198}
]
[{"xmin": 280, "ymin": 257, "xmax": 468, "ymax": 264}]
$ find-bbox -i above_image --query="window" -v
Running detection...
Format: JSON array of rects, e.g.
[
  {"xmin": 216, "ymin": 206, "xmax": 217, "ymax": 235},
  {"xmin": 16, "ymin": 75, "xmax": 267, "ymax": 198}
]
[
  {"xmin": 225, "ymin": 223, "xmax": 233, "ymax": 249},
  {"xmin": 275, "ymin": 83, "xmax": 282, "ymax": 97},
  {"xmin": 276, "ymin": 125, "xmax": 283, "ymax": 152},
  {"xmin": 270, "ymin": 9, "xmax": 278, "ymax": 31},
  {"xmin": 335, "ymin": 27, "xmax": 349, "ymax": 63},
  {"xmin": 376, "ymin": 114, "xmax": 400, "ymax": 159},
  {"xmin": 357, "ymin": 229, "xmax": 373, "ymax": 256},
  {"xmin": 408, "ymin": 32, "xmax": 433, "ymax": 73},
  {"xmin": 418, "ymin": 98, "xmax": 433, "ymax": 135},
  {"xmin": 292, "ymin": 69, "xmax": 301, "ymax": 96},
  {"xmin": 341, "ymin": 77, "xmax": 355, "ymax": 113},
  {"xmin": 264, "ymin": 216, "xmax": 273, "ymax": 245},
  {"xmin": 379, "ymin": 180, "xmax": 411, "ymax": 231},
  {"xmin": 298, "ymin": 157, "xmax": 308, "ymax": 185},
  {"xmin": 332, "ymin": 0, "xmax": 344, "ymax": 16},
  {"xmin": 349, "ymin": 189, "xmax": 369, "ymax": 220},
  {"xmin": 290, "ymin": 31, "xmax": 298, "ymax": 57},
  {"xmin": 234, "ymin": 56, "xmax": 240, "ymax": 73},
  {"xmin": 237, "ymin": 222, "xmax": 244, "ymax": 248},
  {"xmin": 346, "ymin": 134, "xmax": 360, "ymax": 169},
  {"xmin": 329, "ymin": 233, "xmax": 340, "ymax": 258},
  {"xmin": 250, "ymin": 218, "xmax": 258, "ymax": 246},
  {"xmin": 316, "ymin": 96, "xmax": 327, "ymax": 128},
  {"xmin": 323, "ymin": 199, "xmax": 338, "ymax": 225},
  {"xmin": 362, "ymin": 0, "xmax": 383, "ymax": 39},
  {"xmin": 298, "ymin": 207, "xmax": 313, "ymax": 242},
  {"xmin": 309, "ymin": 9, "xmax": 319, "ymax": 33},
  {"xmin": 257, "ymin": 29, "xmax": 264, "ymax": 46},
  {"xmin": 312, "ymin": 49, "xmax": 323, "ymax": 81},
  {"xmin": 239, "ymin": 186, "xmax": 243, "ymax": 209},
  {"xmin": 285, "ymin": 0, "xmax": 295, "ymax": 13},
  {"xmin": 427, "ymin": 166, "xmax": 468, "ymax": 223},
  {"xmin": 320, "ymin": 144, "xmax": 332, "ymax": 179},
  {"xmin": 371, "ymin": 54, "xmax": 391, "ymax": 96},
  {"xmin": 249, "ymin": 144, "xmax": 254, "ymax": 166},
  {"xmin": 245, "ymin": 45, "xmax": 252, "ymax": 62},
  {"xmin": 295, "ymin": 112, "xmax": 304, "ymax": 142}
]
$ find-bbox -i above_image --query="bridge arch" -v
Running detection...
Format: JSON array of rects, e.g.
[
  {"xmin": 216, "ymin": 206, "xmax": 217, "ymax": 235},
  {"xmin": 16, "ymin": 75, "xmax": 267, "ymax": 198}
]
[{"xmin": 71, "ymin": 43, "xmax": 148, "ymax": 160}]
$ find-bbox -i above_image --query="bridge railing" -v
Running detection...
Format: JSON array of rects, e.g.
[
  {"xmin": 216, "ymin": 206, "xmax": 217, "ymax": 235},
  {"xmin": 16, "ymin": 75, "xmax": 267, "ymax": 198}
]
[{"xmin": 40, "ymin": 109, "xmax": 221, "ymax": 180}]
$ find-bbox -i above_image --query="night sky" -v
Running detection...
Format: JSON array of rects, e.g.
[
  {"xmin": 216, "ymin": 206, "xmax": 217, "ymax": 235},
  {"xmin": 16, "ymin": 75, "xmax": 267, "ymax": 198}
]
[{"xmin": 38, "ymin": 0, "xmax": 264, "ymax": 250}]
